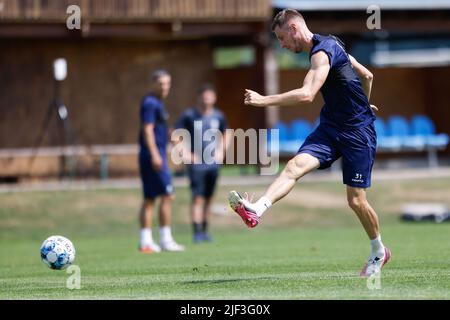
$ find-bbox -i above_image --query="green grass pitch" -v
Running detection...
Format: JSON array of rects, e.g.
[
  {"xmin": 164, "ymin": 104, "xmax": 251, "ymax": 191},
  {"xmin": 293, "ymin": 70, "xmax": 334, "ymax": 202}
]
[{"xmin": 0, "ymin": 177, "xmax": 449, "ymax": 299}]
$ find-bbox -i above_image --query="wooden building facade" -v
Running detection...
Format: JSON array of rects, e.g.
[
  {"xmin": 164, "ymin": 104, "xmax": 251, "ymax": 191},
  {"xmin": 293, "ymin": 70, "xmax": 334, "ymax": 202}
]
[{"xmin": 1, "ymin": 1, "xmax": 449, "ymax": 178}]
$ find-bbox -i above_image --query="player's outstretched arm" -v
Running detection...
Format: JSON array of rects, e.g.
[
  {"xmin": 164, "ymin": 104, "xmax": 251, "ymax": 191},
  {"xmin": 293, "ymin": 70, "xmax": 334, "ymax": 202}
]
[
  {"xmin": 243, "ymin": 51, "xmax": 330, "ymax": 108},
  {"xmin": 349, "ymin": 54, "xmax": 374, "ymax": 100}
]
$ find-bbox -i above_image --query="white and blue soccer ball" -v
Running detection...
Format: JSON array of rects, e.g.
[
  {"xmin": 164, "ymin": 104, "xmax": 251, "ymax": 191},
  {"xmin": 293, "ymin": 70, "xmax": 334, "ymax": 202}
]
[{"xmin": 40, "ymin": 235, "xmax": 76, "ymax": 270}]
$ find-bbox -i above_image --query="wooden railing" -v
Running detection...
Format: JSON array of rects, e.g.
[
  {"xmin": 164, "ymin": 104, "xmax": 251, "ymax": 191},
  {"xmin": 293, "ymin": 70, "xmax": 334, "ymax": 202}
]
[{"xmin": 0, "ymin": 0, "xmax": 271, "ymax": 21}]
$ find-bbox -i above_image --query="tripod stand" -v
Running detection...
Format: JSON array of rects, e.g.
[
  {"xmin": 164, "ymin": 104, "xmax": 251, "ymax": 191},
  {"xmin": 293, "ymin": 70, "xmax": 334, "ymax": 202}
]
[{"xmin": 28, "ymin": 79, "xmax": 78, "ymax": 180}]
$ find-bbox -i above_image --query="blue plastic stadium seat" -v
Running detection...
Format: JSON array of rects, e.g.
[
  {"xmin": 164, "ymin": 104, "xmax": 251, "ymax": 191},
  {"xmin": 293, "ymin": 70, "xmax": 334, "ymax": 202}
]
[
  {"xmin": 387, "ymin": 115, "xmax": 424, "ymax": 150},
  {"xmin": 268, "ymin": 121, "xmax": 288, "ymax": 142},
  {"xmin": 372, "ymin": 115, "xmax": 447, "ymax": 167},
  {"xmin": 375, "ymin": 118, "xmax": 391, "ymax": 149},
  {"xmin": 268, "ymin": 121, "xmax": 291, "ymax": 154},
  {"xmin": 375, "ymin": 118, "xmax": 401, "ymax": 150},
  {"xmin": 290, "ymin": 119, "xmax": 311, "ymax": 141},
  {"xmin": 278, "ymin": 119, "xmax": 311, "ymax": 154},
  {"xmin": 374, "ymin": 118, "xmax": 386, "ymax": 137},
  {"xmin": 411, "ymin": 115, "xmax": 449, "ymax": 149}
]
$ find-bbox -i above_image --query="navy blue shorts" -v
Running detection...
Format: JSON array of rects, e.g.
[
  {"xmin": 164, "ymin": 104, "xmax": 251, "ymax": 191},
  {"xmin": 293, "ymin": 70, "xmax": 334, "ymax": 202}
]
[
  {"xmin": 187, "ymin": 166, "xmax": 219, "ymax": 198},
  {"xmin": 139, "ymin": 155, "xmax": 173, "ymax": 199},
  {"xmin": 297, "ymin": 122, "xmax": 377, "ymax": 188}
]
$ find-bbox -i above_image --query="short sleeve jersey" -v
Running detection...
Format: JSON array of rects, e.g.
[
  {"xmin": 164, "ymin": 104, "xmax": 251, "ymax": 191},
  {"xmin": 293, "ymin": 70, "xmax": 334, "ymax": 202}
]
[
  {"xmin": 139, "ymin": 94, "xmax": 169, "ymax": 158},
  {"xmin": 310, "ymin": 34, "xmax": 375, "ymax": 130},
  {"xmin": 175, "ymin": 107, "xmax": 227, "ymax": 169}
]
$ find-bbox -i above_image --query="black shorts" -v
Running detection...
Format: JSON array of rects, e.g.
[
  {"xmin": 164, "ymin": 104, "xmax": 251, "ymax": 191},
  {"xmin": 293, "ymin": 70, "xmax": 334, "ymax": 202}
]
[{"xmin": 187, "ymin": 166, "xmax": 219, "ymax": 198}]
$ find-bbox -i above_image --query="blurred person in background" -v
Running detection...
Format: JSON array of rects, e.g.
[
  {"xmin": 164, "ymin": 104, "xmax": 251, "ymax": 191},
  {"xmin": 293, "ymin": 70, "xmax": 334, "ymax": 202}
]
[
  {"xmin": 175, "ymin": 84, "xmax": 229, "ymax": 243},
  {"xmin": 138, "ymin": 69, "xmax": 185, "ymax": 253}
]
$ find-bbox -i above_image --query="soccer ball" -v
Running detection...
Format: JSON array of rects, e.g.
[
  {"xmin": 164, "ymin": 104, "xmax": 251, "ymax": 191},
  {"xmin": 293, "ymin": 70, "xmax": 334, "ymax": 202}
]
[{"xmin": 40, "ymin": 235, "xmax": 76, "ymax": 270}]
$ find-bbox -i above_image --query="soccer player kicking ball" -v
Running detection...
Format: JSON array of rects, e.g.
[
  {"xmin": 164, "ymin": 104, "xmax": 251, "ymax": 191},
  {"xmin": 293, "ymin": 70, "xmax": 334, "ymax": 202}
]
[{"xmin": 228, "ymin": 9, "xmax": 390, "ymax": 277}]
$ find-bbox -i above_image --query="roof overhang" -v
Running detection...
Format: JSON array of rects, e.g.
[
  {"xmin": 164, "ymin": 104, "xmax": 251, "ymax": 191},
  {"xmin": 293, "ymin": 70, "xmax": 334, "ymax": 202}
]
[
  {"xmin": 372, "ymin": 48, "xmax": 450, "ymax": 67},
  {"xmin": 273, "ymin": 0, "xmax": 450, "ymax": 11}
]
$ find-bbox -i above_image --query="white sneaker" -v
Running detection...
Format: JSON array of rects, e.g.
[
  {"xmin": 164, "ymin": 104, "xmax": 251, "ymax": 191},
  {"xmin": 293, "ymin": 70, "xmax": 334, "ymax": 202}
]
[
  {"xmin": 160, "ymin": 240, "xmax": 185, "ymax": 252},
  {"xmin": 139, "ymin": 242, "xmax": 161, "ymax": 253},
  {"xmin": 360, "ymin": 247, "xmax": 391, "ymax": 277}
]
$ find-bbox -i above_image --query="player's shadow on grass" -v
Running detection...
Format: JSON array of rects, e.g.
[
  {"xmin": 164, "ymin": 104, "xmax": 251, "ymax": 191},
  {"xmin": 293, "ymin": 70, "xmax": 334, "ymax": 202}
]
[{"xmin": 181, "ymin": 277, "xmax": 276, "ymax": 285}]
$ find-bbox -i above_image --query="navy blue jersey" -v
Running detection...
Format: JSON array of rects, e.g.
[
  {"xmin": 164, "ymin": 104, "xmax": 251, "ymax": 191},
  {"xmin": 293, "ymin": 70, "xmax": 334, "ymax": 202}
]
[
  {"xmin": 139, "ymin": 94, "xmax": 169, "ymax": 158},
  {"xmin": 175, "ymin": 107, "xmax": 227, "ymax": 170},
  {"xmin": 310, "ymin": 34, "xmax": 376, "ymax": 130}
]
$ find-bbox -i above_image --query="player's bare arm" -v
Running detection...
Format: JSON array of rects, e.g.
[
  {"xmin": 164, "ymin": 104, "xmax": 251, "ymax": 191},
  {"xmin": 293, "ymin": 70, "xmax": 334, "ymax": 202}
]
[
  {"xmin": 143, "ymin": 123, "xmax": 163, "ymax": 170},
  {"xmin": 348, "ymin": 54, "xmax": 376, "ymax": 102},
  {"xmin": 244, "ymin": 51, "xmax": 330, "ymax": 108}
]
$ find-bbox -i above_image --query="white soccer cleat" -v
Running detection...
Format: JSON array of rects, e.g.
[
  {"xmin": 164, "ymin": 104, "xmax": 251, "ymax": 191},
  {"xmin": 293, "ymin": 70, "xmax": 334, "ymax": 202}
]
[
  {"xmin": 139, "ymin": 242, "xmax": 161, "ymax": 254},
  {"xmin": 360, "ymin": 247, "xmax": 391, "ymax": 277},
  {"xmin": 160, "ymin": 240, "xmax": 185, "ymax": 252}
]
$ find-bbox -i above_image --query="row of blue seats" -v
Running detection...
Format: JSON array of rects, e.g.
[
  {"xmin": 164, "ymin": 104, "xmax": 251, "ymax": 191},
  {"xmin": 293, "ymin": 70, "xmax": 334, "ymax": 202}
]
[
  {"xmin": 375, "ymin": 115, "xmax": 449, "ymax": 151},
  {"xmin": 267, "ymin": 119, "xmax": 313, "ymax": 154},
  {"xmin": 268, "ymin": 115, "xmax": 449, "ymax": 154}
]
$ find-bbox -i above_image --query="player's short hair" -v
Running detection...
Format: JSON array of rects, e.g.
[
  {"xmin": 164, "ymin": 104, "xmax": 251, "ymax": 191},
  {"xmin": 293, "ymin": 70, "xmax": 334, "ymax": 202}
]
[
  {"xmin": 198, "ymin": 83, "xmax": 216, "ymax": 95},
  {"xmin": 271, "ymin": 9, "xmax": 305, "ymax": 32},
  {"xmin": 151, "ymin": 69, "xmax": 170, "ymax": 82}
]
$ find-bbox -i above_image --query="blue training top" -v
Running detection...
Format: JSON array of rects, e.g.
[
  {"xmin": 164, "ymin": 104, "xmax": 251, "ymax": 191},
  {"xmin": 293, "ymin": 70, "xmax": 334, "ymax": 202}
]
[
  {"xmin": 310, "ymin": 34, "xmax": 375, "ymax": 130},
  {"xmin": 175, "ymin": 107, "xmax": 227, "ymax": 170},
  {"xmin": 139, "ymin": 94, "xmax": 169, "ymax": 159}
]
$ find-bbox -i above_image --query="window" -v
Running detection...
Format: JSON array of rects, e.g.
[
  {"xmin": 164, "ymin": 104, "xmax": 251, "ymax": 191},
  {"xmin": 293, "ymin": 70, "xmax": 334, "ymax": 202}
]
[{"xmin": 213, "ymin": 46, "xmax": 255, "ymax": 69}]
